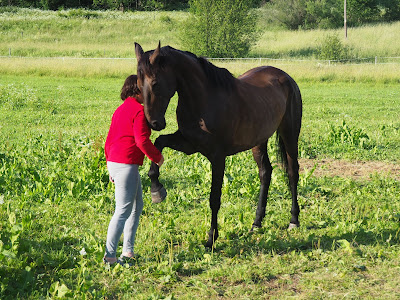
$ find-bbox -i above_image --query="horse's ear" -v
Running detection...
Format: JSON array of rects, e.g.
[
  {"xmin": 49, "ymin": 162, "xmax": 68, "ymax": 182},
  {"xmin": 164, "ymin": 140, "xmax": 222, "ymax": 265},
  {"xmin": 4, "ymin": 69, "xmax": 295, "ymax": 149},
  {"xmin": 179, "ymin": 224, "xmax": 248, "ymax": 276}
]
[
  {"xmin": 135, "ymin": 42, "xmax": 144, "ymax": 62},
  {"xmin": 149, "ymin": 41, "xmax": 161, "ymax": 65}
]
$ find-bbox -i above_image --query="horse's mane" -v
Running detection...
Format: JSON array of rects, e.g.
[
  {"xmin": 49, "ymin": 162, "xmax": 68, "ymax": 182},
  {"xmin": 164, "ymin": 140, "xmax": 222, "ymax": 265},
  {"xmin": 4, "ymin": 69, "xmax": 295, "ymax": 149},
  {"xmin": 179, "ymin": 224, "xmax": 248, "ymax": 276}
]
[
  {"xmin": 196, "ymin": 56, "xmax": 236, "ymax": 91},
  {"xmin": 141, "ymin": 46, "xmax": 236, "ymax": 92}
]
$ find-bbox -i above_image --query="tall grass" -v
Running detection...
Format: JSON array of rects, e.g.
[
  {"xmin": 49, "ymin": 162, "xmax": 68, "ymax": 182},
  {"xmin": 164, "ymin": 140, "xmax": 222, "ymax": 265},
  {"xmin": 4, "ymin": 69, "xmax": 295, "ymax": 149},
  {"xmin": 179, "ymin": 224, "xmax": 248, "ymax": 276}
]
[
  {"xmin": 253, "ymin": 22, "xmax": 400, "ymax": 58},
  {"xmin": 1, "ymin": 8, "xmax": 400, "ymax": 60},
  {"xmin": 1, "ymin": 56, "xmax": 399, "ymax": 83},
  {"xmin": 0, "ymin": 9, "xmax": 187, "ymax": 58}
]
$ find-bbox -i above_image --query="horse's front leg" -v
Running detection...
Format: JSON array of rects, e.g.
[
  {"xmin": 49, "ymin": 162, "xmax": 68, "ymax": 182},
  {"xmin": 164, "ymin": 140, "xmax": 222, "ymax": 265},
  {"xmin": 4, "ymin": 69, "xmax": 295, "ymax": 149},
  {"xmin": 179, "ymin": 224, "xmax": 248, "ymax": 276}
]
[
  {"xmin": 148, "ymin": 130, "xmax": 196, "ymax": 203},
  {"xmin": 206, "ymin": 156, "xmax": 226, "ymax": 248}
]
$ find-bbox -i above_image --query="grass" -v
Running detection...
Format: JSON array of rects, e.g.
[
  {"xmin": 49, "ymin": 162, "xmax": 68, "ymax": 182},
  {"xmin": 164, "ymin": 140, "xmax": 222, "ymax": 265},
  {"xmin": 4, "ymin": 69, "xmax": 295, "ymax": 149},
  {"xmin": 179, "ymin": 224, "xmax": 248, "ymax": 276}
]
[
  {"xmin": 1, "ymin": 73, "xmax": 399, "ymax": 298},
  {"xmin": 1, "ymin": 7, "xmax": 400, "ymax": 299},
  {"xmin": 1, "ymin": 7, "xmax": 400, "ymax": 60},
  {"xmin": 0, "ymin": 8, "xmax": 187, "ymax": 58},
  {"xmin": 1, "ymin": 56, "xmax": 400, "ymax": 84},
  {"xmin": 253, "ymin": 21, "xmax": 400, "ymax": 59}
]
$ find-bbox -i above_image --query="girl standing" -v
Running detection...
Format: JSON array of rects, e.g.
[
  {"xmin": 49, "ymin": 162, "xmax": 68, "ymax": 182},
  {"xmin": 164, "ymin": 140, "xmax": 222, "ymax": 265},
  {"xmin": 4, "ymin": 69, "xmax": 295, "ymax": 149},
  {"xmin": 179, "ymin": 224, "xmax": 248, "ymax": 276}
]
[{"xmin": 103, "ymin": 75, "xmax": 164, "ymax": 265}]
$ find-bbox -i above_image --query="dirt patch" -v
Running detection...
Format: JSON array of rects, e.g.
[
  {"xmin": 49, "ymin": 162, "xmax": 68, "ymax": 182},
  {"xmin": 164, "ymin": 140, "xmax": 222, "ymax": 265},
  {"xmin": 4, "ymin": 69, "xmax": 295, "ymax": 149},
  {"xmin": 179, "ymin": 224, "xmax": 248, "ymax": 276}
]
[{"xmin": 299, "ymin": 158, "xmax": 400, "ymax": 181}]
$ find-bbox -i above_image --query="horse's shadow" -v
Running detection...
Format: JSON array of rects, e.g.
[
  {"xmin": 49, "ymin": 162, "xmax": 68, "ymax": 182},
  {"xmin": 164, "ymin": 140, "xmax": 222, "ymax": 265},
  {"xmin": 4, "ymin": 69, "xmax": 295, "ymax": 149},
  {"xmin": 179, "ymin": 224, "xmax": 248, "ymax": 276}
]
[{"xmin": 214, "ymin": 225, "xmax": 399, "ymax": 258}]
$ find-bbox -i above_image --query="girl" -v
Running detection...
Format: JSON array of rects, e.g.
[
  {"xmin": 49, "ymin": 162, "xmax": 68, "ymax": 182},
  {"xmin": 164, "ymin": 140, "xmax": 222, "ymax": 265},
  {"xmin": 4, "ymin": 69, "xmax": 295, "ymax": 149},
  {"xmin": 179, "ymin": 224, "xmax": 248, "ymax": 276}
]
[{"xmin": 104, "ymin": 75, "xmax": 164, "ymax": 265}]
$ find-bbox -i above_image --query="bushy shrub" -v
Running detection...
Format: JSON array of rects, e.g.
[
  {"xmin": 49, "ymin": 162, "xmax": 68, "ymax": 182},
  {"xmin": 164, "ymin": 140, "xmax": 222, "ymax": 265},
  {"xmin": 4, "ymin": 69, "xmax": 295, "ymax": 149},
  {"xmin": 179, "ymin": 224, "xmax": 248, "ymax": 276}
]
[
  {"xmin": 318, "ymin": 34, "xmax": 350, "ymax": 61},
  {"xmin": 181, "ymin": 0, "xmax": 258, "ymax": 58}
]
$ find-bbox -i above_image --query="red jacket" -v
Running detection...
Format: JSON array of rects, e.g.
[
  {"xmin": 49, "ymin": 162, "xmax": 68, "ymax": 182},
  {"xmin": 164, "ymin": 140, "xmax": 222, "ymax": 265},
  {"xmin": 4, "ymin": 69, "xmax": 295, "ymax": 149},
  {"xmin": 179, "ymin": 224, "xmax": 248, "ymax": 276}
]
[{"xmin": 105, "ymin": 97, "xmax": 162, "ymax": 165}]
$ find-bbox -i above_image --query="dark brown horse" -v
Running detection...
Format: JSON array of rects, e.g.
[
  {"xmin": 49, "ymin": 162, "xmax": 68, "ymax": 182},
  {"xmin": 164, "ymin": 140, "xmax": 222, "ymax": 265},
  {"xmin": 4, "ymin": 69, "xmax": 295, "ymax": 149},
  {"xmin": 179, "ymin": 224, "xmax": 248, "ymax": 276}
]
[{"xmin": 135, "ymin": 42, "xmax": 302, "ymax": 248}]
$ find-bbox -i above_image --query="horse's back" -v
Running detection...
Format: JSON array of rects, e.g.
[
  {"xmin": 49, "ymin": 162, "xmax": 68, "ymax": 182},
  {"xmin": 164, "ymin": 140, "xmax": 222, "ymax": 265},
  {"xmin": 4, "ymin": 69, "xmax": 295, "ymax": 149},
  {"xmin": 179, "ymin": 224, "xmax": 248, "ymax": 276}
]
[{"xmin": 238, "ymin": 66, "xmax": 292, "ymax": 88}]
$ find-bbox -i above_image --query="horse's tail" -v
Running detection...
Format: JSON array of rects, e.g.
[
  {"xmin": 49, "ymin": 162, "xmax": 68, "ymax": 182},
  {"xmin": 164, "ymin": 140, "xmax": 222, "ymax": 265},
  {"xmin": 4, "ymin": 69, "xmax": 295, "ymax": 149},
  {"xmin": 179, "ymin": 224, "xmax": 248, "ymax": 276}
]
[
  {"xmin": 276, "ymin": 73, "xmax": 302, "ymax": 177},
  {"xmin": 276, "ymin": 132, "xmax": 289, "ymax": 176}
]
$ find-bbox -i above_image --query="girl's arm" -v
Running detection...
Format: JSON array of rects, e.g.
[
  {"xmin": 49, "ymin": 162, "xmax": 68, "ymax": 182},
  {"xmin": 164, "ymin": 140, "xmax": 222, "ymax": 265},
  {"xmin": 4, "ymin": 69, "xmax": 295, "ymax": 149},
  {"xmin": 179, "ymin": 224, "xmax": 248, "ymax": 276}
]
[{"xmin": 133, "ymin": 110, "xmax": 163, "ymax": 164}]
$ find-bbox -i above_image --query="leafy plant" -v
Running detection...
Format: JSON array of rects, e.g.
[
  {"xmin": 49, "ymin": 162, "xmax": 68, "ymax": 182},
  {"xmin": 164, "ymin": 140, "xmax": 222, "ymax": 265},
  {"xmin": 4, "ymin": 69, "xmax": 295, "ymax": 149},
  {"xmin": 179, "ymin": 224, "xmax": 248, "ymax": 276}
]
[
  {"xmin": 318, "ymin": 34, "xmax": 350, "ymax": 61},
  {"xmin": 181, "ymin": 0, "xmax": 258, "ymax": 57},
  {"xmin": 327, "ymin": 120, "xmax": 371, "ymax": 148}
]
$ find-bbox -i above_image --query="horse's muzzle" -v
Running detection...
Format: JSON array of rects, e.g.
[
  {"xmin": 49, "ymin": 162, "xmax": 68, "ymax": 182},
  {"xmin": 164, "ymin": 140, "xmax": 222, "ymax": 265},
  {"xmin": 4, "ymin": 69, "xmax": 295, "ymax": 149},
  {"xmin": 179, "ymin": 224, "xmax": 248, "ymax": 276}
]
[{"xmin": 149, "ymin": 119, "xmax": 166, "ymax": 131}]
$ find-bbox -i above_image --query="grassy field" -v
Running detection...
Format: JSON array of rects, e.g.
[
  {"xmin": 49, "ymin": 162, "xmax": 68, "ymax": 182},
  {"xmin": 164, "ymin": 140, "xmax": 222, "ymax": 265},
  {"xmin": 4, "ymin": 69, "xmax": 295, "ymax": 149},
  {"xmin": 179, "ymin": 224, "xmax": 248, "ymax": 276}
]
[
  {"xmin": 1, "ymin": 74, "xmax": 399, "ymax": 298},
  {"xmin": 1, "ymin": 7, "xmax": 400, "ymax": 300},
  {"xmin": 1, "ymin": 7, "xmax": 400, "ymax": 60}
]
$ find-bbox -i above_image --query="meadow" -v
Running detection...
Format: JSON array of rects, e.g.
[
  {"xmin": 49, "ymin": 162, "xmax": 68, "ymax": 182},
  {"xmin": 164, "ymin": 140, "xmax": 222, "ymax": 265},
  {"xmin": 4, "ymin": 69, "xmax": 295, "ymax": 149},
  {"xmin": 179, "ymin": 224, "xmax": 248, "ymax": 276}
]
[{"xmin": 1, "ymin": 8, "xmax": 400, "ymax": 299}]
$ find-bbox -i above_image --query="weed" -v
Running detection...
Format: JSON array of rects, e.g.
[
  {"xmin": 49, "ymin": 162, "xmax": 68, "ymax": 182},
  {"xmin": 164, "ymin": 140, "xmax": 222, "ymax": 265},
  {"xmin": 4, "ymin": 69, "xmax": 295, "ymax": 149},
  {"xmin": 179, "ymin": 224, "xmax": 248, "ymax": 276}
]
[{"xmin": 327, "ymin": 120, "xmax": 371, "ymax": 149}]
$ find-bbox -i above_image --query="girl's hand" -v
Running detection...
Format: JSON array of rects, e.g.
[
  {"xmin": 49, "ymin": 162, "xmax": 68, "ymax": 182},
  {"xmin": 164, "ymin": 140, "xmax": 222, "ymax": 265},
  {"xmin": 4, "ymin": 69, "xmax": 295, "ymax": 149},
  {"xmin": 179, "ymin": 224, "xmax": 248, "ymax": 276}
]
[{"xmin": 157, "ymin": 155, "xmax": 164, "ymax": 167}]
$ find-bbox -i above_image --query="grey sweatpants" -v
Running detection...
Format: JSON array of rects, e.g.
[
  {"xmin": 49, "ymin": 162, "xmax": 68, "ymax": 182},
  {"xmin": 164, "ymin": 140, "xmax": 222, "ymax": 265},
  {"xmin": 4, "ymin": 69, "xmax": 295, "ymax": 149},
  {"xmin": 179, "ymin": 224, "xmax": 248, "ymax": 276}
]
[{"xmin": 105, "ymin": 161, "xmax": 144, "ymax": 258}]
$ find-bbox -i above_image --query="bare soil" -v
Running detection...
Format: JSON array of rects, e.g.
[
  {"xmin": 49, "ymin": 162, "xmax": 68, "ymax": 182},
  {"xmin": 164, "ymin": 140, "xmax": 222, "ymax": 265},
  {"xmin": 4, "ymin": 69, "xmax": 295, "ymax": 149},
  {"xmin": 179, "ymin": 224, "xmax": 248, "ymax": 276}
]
[{"xmin": 299, "ymin": 158, "xmax": 400, "ymax": 181}]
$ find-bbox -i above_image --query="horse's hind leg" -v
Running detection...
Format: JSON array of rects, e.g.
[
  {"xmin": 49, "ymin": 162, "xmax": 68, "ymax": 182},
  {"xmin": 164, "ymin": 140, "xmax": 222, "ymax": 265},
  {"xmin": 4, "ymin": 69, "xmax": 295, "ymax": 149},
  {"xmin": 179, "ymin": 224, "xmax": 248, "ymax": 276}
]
[
  {"xmin": 286, "ymin": 148, "xmax": 300, "ymax": 228},
  {"xmin": 251, "ymin": 141, "xmax": 272, "ymax": 230},
  {"xmin": 278, "ymin": 130, "xmax": 300, "ymax": 228}
]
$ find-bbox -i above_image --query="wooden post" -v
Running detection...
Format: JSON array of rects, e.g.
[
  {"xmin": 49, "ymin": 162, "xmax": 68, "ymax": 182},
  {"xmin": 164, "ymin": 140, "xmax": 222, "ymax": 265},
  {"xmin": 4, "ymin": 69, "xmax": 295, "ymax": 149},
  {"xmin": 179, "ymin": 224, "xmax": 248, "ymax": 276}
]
[{"xmin": 344, "ymin": 0, "xmax": 347, "ymax": 39}]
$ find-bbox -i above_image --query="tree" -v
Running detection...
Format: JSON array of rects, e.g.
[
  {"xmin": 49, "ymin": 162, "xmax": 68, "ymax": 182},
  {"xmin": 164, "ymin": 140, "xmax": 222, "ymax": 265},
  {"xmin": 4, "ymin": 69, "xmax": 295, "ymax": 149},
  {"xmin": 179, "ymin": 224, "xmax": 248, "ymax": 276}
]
[
  {"xmin": 305, "ymin": 0, "xmax": 343, "ymax": 29},
  {"xmin": 181, "ymin": 0, "xmax": 258, "ymax": 58},
  {"xmin": 347, "ymin": 0, "xmax": 380, "ymax": 25}
]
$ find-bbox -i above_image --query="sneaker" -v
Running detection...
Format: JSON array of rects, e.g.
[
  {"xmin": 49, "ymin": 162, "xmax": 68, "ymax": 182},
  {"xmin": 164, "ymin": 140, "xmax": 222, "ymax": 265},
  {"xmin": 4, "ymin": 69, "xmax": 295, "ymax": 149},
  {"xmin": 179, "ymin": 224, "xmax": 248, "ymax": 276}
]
[{"xmin": 103, "ymin": 257, "xmax": 117, "ymax": 266}]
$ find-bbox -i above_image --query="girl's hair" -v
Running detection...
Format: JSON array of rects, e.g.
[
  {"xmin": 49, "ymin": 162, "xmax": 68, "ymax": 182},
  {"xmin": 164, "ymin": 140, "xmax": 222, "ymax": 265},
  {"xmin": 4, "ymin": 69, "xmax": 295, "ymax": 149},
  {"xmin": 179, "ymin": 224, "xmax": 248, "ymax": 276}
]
[{"xmin": 120, "ymin": 75, "xmax": 141, "ymax": 101}]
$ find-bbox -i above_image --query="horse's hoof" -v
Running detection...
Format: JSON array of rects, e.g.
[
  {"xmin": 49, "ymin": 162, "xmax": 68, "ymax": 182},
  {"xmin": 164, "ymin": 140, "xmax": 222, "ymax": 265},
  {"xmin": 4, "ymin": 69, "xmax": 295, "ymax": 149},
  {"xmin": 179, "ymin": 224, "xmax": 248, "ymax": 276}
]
[
  {"xmin": 250, "ymin": 225, "xmax": 262, "ymax": 232},
  {"xmin": 288, "ymin": 223, "xmax": 300, "ymax": 230},
  {"xmin": 205, "ymin": 241, "xmax": 213, "ymax": 249},
  {"xmin": 151, "ymin": 186, "xmax": 167, "ymax": 203}
]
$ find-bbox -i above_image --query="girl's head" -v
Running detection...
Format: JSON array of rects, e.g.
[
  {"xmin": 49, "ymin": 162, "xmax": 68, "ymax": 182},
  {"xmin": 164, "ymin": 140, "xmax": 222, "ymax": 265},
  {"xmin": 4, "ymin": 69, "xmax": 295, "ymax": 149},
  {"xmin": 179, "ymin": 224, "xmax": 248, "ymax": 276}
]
[{"xmin": 121, "ymin": 75, "xmax": 141, "ymax": 101}]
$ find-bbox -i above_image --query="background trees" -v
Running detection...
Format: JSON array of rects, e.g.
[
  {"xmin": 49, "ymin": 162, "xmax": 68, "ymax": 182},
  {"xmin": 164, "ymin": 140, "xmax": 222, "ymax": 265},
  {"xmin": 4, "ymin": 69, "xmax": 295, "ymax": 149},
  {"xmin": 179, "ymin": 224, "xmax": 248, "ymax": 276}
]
[{"xmin": 263, "ymin": 0, "xmax": 400, "ymax": 29}]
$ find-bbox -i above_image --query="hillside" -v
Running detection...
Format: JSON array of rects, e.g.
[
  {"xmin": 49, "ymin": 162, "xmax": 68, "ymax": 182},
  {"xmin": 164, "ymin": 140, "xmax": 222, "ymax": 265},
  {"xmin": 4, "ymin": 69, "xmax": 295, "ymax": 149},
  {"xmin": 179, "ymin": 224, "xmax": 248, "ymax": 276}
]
[{"xmin": 1, "ymin": 8, "xmax": 400, "ymax": 59}]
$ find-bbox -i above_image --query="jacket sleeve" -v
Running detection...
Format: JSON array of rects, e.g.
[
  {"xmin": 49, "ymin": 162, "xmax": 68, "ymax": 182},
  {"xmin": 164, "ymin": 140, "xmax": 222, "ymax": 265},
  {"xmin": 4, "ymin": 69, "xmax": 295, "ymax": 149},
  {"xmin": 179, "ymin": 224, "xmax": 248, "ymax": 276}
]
[
  {"xmin": 104, "ymin": 128, "xmax": 110, "ymax": 161},
  {"xmin": 133, "ymin": 110, "xmax": 162, "ymax": 164}
]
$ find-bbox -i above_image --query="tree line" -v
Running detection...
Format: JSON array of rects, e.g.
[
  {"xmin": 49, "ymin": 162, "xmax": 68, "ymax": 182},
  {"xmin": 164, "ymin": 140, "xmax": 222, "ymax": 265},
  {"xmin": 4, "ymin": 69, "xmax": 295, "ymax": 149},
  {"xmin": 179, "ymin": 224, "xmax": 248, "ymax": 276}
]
[
  {"xmin": 2, "ymin": 0, "xmax": 399, "ymax": 27},
  {"xmin": 266, "ymin": 0, "xmax": 400, "ymax": 29}
]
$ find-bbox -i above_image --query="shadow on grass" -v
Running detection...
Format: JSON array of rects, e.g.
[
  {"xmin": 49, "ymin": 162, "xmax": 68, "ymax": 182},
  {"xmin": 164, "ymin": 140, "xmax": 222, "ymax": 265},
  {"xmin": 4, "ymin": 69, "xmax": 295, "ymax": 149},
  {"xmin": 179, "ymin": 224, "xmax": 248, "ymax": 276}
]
[
  {"xmin": 214, "ymin": 225, "xmax": 399, "ymax": 258},
  {"xmin": 1, "ymin": 235, "xmax": 81, "ymax": 299}
]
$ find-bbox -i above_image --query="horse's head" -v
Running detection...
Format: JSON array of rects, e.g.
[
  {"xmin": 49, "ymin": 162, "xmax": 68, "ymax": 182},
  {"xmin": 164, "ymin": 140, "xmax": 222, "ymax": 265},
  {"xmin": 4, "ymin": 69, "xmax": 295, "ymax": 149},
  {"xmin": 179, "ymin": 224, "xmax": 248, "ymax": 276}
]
[{"xmin": 135, "ymin": 42, "xmax": 177, "ymax": 131}]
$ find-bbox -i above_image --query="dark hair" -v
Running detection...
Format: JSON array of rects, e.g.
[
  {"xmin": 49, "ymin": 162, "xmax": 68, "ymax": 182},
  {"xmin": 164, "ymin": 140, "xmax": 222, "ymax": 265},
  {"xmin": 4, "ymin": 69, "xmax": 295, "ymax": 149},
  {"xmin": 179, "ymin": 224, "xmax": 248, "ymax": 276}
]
[{"xmin": 120, "ymin": 75, "xmax": 141, "ymax": 101}]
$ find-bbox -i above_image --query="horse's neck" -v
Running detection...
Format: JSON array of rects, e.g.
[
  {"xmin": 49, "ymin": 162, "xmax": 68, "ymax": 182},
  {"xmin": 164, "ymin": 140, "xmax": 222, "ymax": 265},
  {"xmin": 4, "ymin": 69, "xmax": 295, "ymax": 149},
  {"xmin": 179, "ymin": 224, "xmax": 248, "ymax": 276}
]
[{"xmin": 174, "ymin": 55, "xmax": 208, "ymax": 110}]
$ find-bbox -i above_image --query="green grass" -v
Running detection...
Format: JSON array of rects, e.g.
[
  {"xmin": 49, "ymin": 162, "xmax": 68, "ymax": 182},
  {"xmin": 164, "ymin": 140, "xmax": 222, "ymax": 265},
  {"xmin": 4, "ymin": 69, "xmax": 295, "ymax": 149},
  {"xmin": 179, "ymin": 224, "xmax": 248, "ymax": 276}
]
[
  {"xmin": 1, "ymin": 74, "xmax": 399, "ymax": 298},
  {"xmin": 1, "ymin": 7, "xmax": 400, "ymax": 299},
  {"xmin": 1, "ymin": 7, "xmax": 400, "ymax": 60}
]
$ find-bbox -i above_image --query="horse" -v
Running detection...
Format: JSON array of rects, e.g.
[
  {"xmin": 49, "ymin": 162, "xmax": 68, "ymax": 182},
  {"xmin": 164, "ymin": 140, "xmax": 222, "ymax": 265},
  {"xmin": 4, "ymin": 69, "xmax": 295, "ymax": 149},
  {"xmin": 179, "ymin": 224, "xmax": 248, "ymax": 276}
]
[{"xmin": 135, "ymin": 42, "xmax": 302, "ymax": 248}]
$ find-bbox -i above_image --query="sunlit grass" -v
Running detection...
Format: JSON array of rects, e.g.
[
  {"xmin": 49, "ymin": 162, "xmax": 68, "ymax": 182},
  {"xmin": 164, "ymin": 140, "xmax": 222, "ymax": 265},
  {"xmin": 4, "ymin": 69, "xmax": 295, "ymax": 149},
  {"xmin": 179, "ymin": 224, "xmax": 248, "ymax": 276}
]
[
  {"xmin": 1, "ymin": 73, "xmax": 399, "ymax": 299},
  {"xmin": 1, "ymin": 56, "xmax": 399, "ymax": 83},
  {"xmin": 1, "ymin": 8, "xmax": 400, "ymax": 299},
  {"xmin": 1, "ymin": 8, "xmax": 400, "ymax": 60}
]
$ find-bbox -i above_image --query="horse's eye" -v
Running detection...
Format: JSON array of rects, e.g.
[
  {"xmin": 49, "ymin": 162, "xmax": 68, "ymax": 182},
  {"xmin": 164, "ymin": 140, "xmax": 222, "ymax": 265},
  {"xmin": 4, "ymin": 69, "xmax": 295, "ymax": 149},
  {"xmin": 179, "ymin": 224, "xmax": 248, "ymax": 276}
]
[{"xmin": 152, "ymin": 82, "xmax": 159, "ymax": 91}]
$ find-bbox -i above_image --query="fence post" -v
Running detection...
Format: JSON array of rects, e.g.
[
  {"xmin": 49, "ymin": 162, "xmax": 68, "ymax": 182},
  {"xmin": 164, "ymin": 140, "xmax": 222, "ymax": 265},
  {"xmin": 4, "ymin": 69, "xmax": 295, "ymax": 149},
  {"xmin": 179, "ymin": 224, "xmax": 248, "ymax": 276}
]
[
  {"xmin": 9, "ymin": 48, "xmax": 11, "ymax": 56},
  {"xmin": 375, "ymin": 56, "xmax": 377, "ymax": 65}
]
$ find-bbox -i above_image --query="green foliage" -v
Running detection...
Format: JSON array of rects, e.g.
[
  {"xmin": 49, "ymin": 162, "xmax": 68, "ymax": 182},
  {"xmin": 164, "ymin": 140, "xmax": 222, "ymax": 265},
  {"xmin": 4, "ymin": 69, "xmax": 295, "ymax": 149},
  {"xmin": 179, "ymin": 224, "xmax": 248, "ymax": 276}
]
[
  {"xmin": 318, "ymin": 34, "xmax": 350, "ymax": 60},
  {"xmin": 327, "ymin": 120, "xmax": 371, "ymax": 149},
  {"xmin": 0, "ymin": 0, "xmax": 189, "ymax": 10},
  {"xmin": 263, "ymin": 0, "xmax": 307, "ymax": 30},
  {"xmin": 181, "ymin": 0, "xmax": 258, "ymax": 57},
  {"xmin": 262, "ymin": 0, "xmax": 400, "ymax": 29},
  {"xmin": 0, "ymin": 74, "xmax": 400, "ymax": 298},
  {"xmin": 348, "ymin": 0, "xmax": 380, "ymax": 25},
  {"xmin": 0, "ymin": 83, "xmax": 41, "ymax": 110},
  {"xmin": 305, "ymin": 0, "xmax": 343, "ymax": 29}
]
